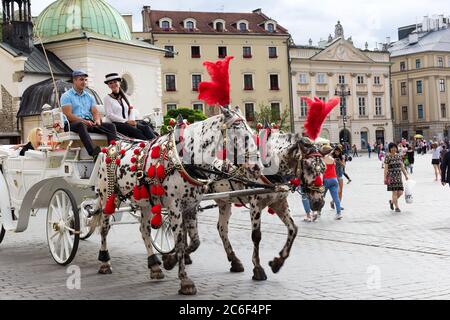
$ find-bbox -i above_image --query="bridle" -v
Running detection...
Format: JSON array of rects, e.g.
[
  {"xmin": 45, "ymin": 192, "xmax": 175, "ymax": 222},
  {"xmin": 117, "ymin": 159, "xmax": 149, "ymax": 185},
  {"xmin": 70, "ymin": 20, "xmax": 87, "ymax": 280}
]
[{"xmin": 300, "ymin": 150, "xmax": 326, "ymax": 194}]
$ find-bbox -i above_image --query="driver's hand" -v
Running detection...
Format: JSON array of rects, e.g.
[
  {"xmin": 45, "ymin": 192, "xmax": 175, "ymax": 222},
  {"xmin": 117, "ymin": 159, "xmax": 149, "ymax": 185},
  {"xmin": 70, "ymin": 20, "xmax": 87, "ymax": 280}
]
[{"xmin": 94, "ymin": 119, "xmax": 102, "ymax": 126}]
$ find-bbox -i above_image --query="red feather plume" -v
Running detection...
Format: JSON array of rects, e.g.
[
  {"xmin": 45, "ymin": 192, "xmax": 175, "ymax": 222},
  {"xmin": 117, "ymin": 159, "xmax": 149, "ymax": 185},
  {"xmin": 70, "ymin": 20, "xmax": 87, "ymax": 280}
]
[
  {"xmin": 301, "ymin": 96, "xmax": 340, "ymax": 141},
  {"xmin": 198, "ymin": 56, "xmax": 234, "ymax": 106}
]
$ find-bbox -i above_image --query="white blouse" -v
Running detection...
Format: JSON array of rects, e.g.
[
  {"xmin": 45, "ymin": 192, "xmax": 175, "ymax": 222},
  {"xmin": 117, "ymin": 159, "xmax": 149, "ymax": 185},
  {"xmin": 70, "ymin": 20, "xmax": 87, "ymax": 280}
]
[{"xmin": 103, "ymin": 94, "xmax": 135, "ymax": 123}]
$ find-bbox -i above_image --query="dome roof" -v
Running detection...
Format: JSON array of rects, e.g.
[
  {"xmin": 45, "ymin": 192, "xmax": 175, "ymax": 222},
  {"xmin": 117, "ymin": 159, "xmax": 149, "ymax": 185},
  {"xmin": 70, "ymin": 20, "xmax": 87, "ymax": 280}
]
[{"xmin": 34, "ymin": 0, "xmax": 131, "ymax": 42}]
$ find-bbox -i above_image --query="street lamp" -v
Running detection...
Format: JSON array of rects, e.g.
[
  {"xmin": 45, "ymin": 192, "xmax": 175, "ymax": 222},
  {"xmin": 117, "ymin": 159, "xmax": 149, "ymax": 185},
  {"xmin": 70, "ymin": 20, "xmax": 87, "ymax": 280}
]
[{"xmin": 335, "ymin": 83, "xmax": 351, "ymax": 144}]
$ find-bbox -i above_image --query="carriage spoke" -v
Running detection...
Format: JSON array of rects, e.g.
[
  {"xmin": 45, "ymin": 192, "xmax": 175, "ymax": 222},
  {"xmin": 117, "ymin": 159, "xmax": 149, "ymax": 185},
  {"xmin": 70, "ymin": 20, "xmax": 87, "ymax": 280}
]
[
  {"xmin": 64, "ymin": 231, "xmax": 74, "ymax": 248},
  {"xmin": 51, "ymin": 204, "xmax": 62, "ymax": 221},
  {"xmin": 63, "ymin": 232, "xmax": 71, "ymax": 259},
  {"xmin": 58, "ymin": 233, "xmax": 64, "ymax": 260}
]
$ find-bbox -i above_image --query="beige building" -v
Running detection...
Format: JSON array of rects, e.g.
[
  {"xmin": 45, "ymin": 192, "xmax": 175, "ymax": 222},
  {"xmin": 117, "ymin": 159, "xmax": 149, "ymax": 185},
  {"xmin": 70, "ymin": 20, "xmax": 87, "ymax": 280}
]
[
  {"xmin": 290, "ymin": 22, "xmax": 393, "ymax": 149},
  {"xmin": 132, "ymin": 7, "xmax": 292, "ymax": 123},
  {"xmin": 389, "ymin": 15, "xmax": 450, "ymax": 141}
]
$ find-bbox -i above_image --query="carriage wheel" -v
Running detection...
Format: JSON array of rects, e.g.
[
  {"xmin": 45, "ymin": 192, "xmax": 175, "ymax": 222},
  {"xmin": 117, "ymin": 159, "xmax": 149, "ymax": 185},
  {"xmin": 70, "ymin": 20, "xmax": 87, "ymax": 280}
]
[
  {"xmin": 46, "ymin": 189, "xmax": 80, "ymax": 265},
  {"xmin": 79, "ymin": 203, "xmax": 95, "ymax": 240},
  {"xmin": 0, "ymin": 224, "xmax": 5, "ymax": 244},
  {"xmin": 150, "ymin": 214, "xmax": 175, "ymax": 254}
]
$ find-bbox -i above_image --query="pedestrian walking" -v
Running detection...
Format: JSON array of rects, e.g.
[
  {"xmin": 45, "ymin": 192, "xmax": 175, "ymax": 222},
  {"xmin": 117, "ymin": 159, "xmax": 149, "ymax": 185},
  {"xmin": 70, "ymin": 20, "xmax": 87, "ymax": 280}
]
[
  {"xmin": 322, "ymin": 145, "xmax": 342, "ymax": 220},
  {"xmin": 379, "ymin": 149, "xmax": 386, "ymax": 168},
  {"xmin": 331, "ymin": 145, "xmax": 345, "ymax": 210},
  {"xmin": 367, "ymin": 143, "xmax": 372, "ymax": 158},
  {"xmin": 431, "ymin": 143, "xmax": 442, "ymax": 181},
  {"xmin": 352, "ymin": 144, "xmax": 359, "ymax": 157},
  {"xmin": 406, "ymin": 145, "xmax": 415, "ymax": 174},
  {"xmin": 384, "ymin": 143, "xmax": 409, "ymax": 212},
  {"xmin": 441, "ymin": 147, "xmax": 450, "ymax": 187}
]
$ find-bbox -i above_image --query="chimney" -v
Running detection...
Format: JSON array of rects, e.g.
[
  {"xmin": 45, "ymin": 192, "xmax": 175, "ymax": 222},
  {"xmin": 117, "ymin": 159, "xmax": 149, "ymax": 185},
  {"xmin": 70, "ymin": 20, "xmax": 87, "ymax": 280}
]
[
  {"xmin": 2, "ymin": 0, "xmax": 34, "ymax": 53},
  {"xmin": 252, "ymin": 8, "xmax": 262, "ymax": 14},
  {"xmin": 142, "ymin": 5, "xmax": 152, "ymax": 32},
  {"xmin": 386, "ymin": 36, "xmax": 391, "ymax": 44}
]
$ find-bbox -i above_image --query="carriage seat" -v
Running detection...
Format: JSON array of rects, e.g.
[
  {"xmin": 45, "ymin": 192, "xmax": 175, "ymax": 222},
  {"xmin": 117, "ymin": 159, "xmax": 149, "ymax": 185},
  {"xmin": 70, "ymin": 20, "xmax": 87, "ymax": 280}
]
[
  {"xmin": 57, "ymin": 131, "xmax": 107, "ymax": 142},
  {"xmin": 57, "ymin": 131, "xmax": 108, "ymax": 160}
]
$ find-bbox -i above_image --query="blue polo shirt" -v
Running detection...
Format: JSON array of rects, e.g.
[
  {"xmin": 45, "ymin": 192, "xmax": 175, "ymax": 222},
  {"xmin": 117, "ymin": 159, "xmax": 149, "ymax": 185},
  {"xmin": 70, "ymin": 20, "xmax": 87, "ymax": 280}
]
[{"xmin": 60, "ymin": 88, "xmax": 96, "ymax": 123}]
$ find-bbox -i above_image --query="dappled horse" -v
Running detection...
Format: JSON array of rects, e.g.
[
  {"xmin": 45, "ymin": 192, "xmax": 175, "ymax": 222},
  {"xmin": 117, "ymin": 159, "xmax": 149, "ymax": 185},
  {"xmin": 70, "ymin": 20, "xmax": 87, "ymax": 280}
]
[{"xmin": 94, "ymin": 107, "xmax": 261, "ymax": 295}]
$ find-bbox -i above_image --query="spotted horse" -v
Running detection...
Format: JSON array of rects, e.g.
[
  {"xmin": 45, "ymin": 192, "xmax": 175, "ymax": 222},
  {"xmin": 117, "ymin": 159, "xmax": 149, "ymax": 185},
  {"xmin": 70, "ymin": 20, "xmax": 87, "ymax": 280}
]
[
  {"xmin": 184, "ymin": 97, "xmax": 339, "ymax": 280},
  {"xmin": 93, "ymin": 106, "xmax": 261, "ymax": 295}
]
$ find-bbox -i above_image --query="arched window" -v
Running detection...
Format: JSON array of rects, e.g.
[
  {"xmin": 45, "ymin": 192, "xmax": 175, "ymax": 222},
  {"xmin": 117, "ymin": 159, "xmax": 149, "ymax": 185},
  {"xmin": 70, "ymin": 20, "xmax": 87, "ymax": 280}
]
[
  {"xmin": 239, "ymin": 22, "xmax": 247, "ymax": 32},
  {"xmin": 161, "ymin": 20, "xmax": 170, "ymax": 30},
  {"xmin": 186, "ymin": 21, "xmax": 194, "ymax": 30},
  {"xmin": 216, "ymin": 22, "xmax": 224, "ymax": 32},
  {"xmin": 267, "ymin": 23, "xmax": 275, "ymax": 32}
]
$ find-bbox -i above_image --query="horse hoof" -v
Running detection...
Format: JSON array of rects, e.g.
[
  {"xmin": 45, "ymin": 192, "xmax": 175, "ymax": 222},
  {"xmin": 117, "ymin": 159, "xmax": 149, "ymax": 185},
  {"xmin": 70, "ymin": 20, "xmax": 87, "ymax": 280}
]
[
  {"xmin": 179, "ymin": 279, "xmax": 197, "ymax": 295},
  {"xmin": 162, "ymin": 254, "xmax": 178, "ymax": 270},
  {"xmin": 184, "ymin": 254, "xmax": 192, "ymax": 265},
  {"xmin": 230, "ymin": 261, "xmax": 244, "ymax": 273},
  {"xmin": 150, "ymin": 270, "xmax": 165, "ymax": 280},
  {"xmin": 98, "ymin": 265, "xmax": 112, "ymax": 274},
  {"xmin": 252, "ymin": 266, "xmax": 267, "ymax": 281},
  {"xmin": 269, "ymin": 257, "xmax": 284, "ymax": 274}
]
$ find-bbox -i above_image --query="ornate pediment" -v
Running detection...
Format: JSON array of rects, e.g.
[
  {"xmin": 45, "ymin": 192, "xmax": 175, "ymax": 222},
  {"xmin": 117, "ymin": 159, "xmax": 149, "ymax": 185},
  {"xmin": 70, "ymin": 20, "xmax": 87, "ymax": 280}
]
[{"xmin": 311, "ymin": 39, "xmax": 373, "ymax": 63}]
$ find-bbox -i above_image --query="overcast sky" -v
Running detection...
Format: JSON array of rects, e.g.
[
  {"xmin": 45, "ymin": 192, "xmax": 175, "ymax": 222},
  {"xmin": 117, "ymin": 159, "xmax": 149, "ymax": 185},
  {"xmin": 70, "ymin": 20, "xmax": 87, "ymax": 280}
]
[{"xmin": 30, "ymin": 0, "xmax": 449, "ymax": 49}]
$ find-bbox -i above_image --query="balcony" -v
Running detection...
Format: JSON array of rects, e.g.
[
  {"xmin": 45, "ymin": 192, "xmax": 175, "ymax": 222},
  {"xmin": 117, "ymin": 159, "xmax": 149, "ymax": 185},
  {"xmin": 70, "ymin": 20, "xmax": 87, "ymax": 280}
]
[
  {"xmin": 372, "ymin": 84, "xmax": 385, "ymax": 93},
  {"xmin": 356, "ymin": 84, "xmax": 368, "ymax": 93},
  {"xmin": 315, "ymin": 83, "xmax": 328, "ymax": 92},
  {"xmin": 297, "ymin": 84, "xmax": 311, "ymax": 92}
]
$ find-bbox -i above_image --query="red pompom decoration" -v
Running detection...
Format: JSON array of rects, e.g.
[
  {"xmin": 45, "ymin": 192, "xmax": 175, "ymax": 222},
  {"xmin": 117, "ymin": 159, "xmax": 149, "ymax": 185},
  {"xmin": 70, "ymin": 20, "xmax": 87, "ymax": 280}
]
[
  {"xmin": 169, "ymin": 118, "xmax": 176, "ymax": 126},
  {"xmin": 290, "ymin": 178, "xmax": 301, "ymax": 187},
  {"xmin": 151, "ymin": 212, "xmax": 162, "ymax": 229},
  {"xmin": 134, "ymin": 149, "xmax": 141, "ymax": 155},
  {"xmin": 110, "ymin": 140, "xmax": 116, "ymax": 146},
  {"xmin": 268, "ymin": 208, "xmax": 276, "ymax": 215},
  {"xmin": 130, "ymin": 165, "xmax": 137, "ymax": 172},
  {"xmin": 217, "ymin": 149, "xmax": 227, "ymax": 160},
  {"xmin": 140, "ymin": 185, "xmax": 150, "ymax": 199},
  {"xmin": 130, "ymin": 157, "xmax": 137, "ymax": 163},
  {"xmin": 139, "ymin": 142, "xmax": 146, "ymax": 148},
  {"xmin": 314, "ymin": 176, "xmax": 323, "ymax": 187},
  {"xmin": 120, "ymin": 149, "xmax": 126, "ymax": 156},
  {"xmin": 133, "ymin": 185, "xmax": 141, "ymax": 201},
  {"xmin": 151, "ymin": 145, "xmax": 161, "ymax": 159},
  {"xmin": 235, "ymin": 203, "xmax": 244, "ymax": 208},
  {"xmin": 115, "ymin": 159, "xmax": 121, "ymax": 165},
  {"xmin": 101, "ymin": 148, "xmax": 108, "ymax": 154},
  {"xmin": 105, "ymin": 157, "xmax": 112, "ymax": 164},
  {"xmin": 256, "ymin": 123, "xmax": 263, "ymax": 130},
  {"xmin": 156, "ymin": 164, "xmax": 165, "ymax": 180},
  {"xmin": 151, "ymin": 204, "xmax": 162, "ymax": 215},
  {"xmin": 151, "ymin": 184, "xmax": 165, "ymax": 197},
  {"xmin": 103, "ymin": 194, "xmax": 116, "ymax": 215},
  {"xmin": 147, "ymin": 164, "xmax": 156, "ymax": 178}
]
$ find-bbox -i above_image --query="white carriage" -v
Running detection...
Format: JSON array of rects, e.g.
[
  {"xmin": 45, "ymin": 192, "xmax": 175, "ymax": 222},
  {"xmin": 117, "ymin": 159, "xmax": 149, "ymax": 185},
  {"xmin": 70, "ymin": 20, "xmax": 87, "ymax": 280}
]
[{"xmin": 0, "ymin": 106, "xmax": 173, "ymax": 266}]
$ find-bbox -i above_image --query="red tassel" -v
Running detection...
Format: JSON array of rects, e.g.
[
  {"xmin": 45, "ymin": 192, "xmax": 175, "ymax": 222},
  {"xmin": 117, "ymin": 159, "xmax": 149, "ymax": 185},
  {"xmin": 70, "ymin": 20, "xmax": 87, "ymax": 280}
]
[
  {"xmin": 105, "ymin": 157, "xmax": 112, "ymax": 164},
  {"xmin": 290, "ymin": 178, "xmax": 301, "ymax": 187},
  {"xmin": 110, "ymin": 140, "xmax": 116, "ymax": 146},
  {"xmin": 115, "ymin": 158, "xmax": 121, "ymax": 166},
  {"xmin": 139, "ymin": 142, "xmax": 146, "ymax": 148},
  {"xmin": 198, "ymin": 56, "xmax": 234, "ymax": 106},
  {"xmin": 147, "ymin": 164, "xmax": 156, "ymax": 178},
  {"xmin": 133, "ymin": 185, "xmax": 141, "ymax": 201},
  {"xmin": 130, "ymin": 165, "xmax": 137, "ymax": 172},
  {"xmin": 140, "ymin": 185, "xmax": 150, "ymax": 199},
  {"xmin": 151, "ymin": 204, "xmax": 162, "ymax": 215},
  {"xmin": 217, "ymin": 149, "xmax": 226, "ymax": 160},
  {"xmin": 315, "ymin": 176, "xmax": 323, "ymax": 186},
  {"xmin": 268, "ymin": 208, "xmax": 276, "ymax": 215},
  {"xmin": 169, "ymin": 118, "xmax": 176, "ymax": 126},
  {"xmin": 130, "ymin": 157, "xmax": 137, "ymax": 163},
  {"xmin": 119, "ymin": 149, "xmax": 126, "ymax": 156},
  {"xmin": 103, "ymin": 194, "xmax": 116, "ymax": 215},
  {"xmin": 156, "ymin": 164, "xmax": 165, "ymax": 180},
  {"xmin": 151, "ymin": 184, "xmax": 165, "ymax": 197},
  {"xmin": 101, "ymin": 148, "xmax": 108, "ymax": 154},
  {"xmin": 134, "ymin": 149, "xmax": 141, "ymax": 155},
  {"xmin": 151, "ymin": 145, "xmax": 161, "ymax": 159},
  {"xmin": 301, "ymin": 96, "xmax": 340, "ymax": 141},
  {"xmin": 151, "ymin": 213, "xmax": 162, "ymax": 229},
  {"xmin": 256, "ymin": 123, "xmax": 263, "ymax": 130}
]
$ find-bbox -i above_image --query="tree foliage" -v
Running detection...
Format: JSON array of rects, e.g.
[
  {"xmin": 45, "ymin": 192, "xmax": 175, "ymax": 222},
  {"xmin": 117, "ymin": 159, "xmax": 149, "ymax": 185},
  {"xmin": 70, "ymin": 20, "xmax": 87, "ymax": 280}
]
[
  {"xmin": 160, "ymin": 108, "xmax": 207, "ymax": 134},
  {"xmin": 252, "ymin": 104, "xmax": 291, "ymax": 132}
]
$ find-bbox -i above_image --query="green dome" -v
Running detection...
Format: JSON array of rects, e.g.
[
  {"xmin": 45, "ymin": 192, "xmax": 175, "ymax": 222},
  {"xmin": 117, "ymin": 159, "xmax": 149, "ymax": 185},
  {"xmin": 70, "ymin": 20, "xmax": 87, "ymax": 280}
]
[{"xmin": 34, "ymin": 0, "xmax": 131, "ymax": 42}]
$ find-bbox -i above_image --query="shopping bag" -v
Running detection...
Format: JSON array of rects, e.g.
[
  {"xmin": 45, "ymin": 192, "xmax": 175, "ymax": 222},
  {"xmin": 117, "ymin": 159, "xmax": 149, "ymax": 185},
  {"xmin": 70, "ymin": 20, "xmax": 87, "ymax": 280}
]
[{"xmin": 405, "ymin": 179, "xmax": 416, "ymax": 204}]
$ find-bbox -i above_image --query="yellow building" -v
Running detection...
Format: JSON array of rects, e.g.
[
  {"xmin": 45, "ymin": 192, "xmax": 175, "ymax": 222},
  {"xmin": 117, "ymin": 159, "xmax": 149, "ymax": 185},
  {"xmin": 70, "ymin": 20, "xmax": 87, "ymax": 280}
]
[
  {"xmin": 290, "ymin": 22, "xmax": 393, "ymax": 149},
  {"xmin": 132, "ymin": 7, "xmax": 292, "ymax": 123},
  {"xmin": 390, "ymin": 15, "xmax": 450, "ymax": 141}
]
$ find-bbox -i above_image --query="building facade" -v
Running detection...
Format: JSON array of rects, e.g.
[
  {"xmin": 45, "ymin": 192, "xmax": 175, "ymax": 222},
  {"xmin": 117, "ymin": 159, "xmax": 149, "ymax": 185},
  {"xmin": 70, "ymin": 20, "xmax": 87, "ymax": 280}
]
[
  {"xmin": 390, "ymin": 15, "xmax": 450, "ymax": 142},
  {"xmin": 133, "ymin": 7, "xmax": 292, "ymax": 122},
  {"xmin": 290, "ymin": 22, "xmax": 393, "ymax": 149}
]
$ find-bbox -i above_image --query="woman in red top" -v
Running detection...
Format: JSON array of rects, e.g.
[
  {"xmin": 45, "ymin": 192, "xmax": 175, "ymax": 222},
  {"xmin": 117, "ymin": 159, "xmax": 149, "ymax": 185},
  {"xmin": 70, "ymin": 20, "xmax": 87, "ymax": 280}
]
[{"xmin": 322, "ymin": 145, "xmax": 342, "ymax": 219}]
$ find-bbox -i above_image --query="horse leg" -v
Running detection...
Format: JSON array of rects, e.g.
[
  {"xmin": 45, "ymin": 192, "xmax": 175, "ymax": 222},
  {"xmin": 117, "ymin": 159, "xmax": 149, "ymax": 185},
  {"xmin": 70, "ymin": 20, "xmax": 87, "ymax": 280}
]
[
  {"xmin": 250, "ymin": 206, "xmax": 267, "ymax": 281},
  {"xmin": 139, "ymin": 207, "xmax": 164, "ymax": 280},
  {"xmin": 98, "ymin": 215, "xmax": 112, "ymax": 274},
  {"xmin": 184, "ymin": 212, "xmax": 200, "ymax": 265},
  {"xmin": 267, "ymin": 198, "xmax": 298, "ymax": 274},
  {"xmin": 217, "ymin": 201, "xmax": 244, "ymax": 272}
]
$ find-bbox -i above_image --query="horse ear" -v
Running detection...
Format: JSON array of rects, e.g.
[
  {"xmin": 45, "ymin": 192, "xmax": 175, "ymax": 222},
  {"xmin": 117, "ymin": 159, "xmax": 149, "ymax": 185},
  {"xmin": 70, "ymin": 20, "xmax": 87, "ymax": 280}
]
[
  {"xmin": 299, "ymin": 136, "xmax": 313, "ymax": 153},
  {"xmin": 234, "ymin": 105, "xmax": 243, "ymax": 115},
  {"xmin": 263, "ymin": 119, "xmax": 272, "ymax": 129},
  {"xmin": 176, "ymin": 114, "xmax": 184, "ymax": 126},
  {"xmin": 220, "ymin": 106, "xmax": 233, "ymax": 118}
]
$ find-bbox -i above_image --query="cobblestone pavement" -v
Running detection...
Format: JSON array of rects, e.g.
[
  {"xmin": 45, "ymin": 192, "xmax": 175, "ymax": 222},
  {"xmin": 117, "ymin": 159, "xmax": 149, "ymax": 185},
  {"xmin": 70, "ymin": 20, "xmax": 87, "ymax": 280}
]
[{"xmin": 1, "ymin": 153, "xmax": 450, "ymax": 300}]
